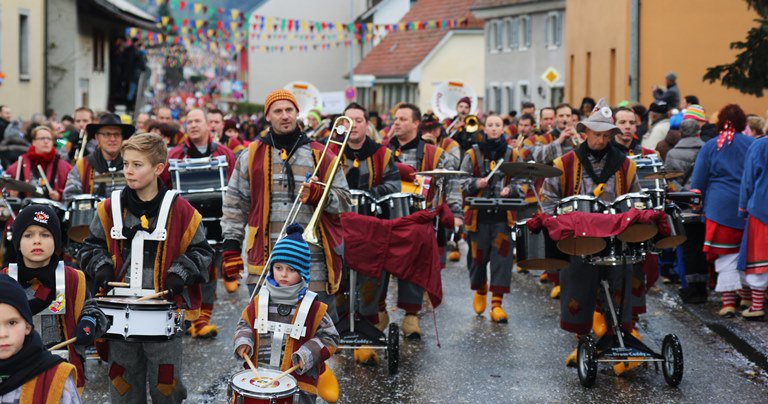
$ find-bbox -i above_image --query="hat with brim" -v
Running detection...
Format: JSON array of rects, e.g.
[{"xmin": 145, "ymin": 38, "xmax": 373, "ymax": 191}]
[
  {"xmin": 85, "ymin": 113, "xmax": 136, "ymax": 140},
  {"xmin": 576, "ymin": 98, "xmax": 621, "ymax": 136}
]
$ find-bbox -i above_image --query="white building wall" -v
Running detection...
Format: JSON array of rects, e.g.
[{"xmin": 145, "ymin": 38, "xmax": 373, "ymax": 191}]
[{"xmin": 247, "ymin": 0, "xmax": 368, "ymax": 106}]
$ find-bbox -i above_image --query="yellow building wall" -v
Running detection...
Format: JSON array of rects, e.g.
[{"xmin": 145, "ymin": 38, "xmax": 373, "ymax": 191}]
[
  {"xmin": 639, "ymin": 0, "xmax": 764, "ymax": 115},
  {"xmin": 564, "ymin": 0, "xmax": 630, "ymax": 106},
  {"xmin": 0, "ymin": 0, "xmax": 45, "ymax": 121},
  {"xmin": 418, "ymin": 32, "xmax": 485, "ymax": 114}
]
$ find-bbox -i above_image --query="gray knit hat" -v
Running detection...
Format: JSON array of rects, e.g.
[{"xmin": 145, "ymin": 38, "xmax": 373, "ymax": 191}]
[{"xmin": 576, "ymin": 98, "xmax": 621, "ymax": 136}]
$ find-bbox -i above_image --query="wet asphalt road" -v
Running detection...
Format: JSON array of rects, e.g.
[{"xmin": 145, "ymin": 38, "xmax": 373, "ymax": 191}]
[{"xmin": 84, "ymin": 242, "xmax": 768, "ymax": 402}]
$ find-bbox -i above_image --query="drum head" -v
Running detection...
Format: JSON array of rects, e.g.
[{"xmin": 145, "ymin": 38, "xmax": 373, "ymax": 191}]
[
  {"xmin": 654, "ymin": 235, "xmax": 687, "ymax": 250},
  {"xmin": 557, "ymin": 237, "xmax": 606, "ymax": 256},
  {"xmin": 231, "ymin": 369, "xmax": 297, "ymax": 398},
  {"xmin": 617, "ymin": 224, "xmax": 658, "ymax": 243},
  {"xmin": 96, "ymin": 297, "xmax": 175, "ymax": 308},
  {"xmin": 68, "ymin": 226, "xmax": 90, "ymax": 244}
]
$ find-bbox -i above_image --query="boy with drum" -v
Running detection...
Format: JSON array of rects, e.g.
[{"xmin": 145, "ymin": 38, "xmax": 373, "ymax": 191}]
[
  {"xmin": 0, "ymin": 275, "xmax": 81, "ymax": 403},
  {"xmin": 78, "ymin": 133, "xmax": 212, "ymax": 403},
  {"xmin": 234, "ymin": 223, "xmax": 339, "ymax": 404},
  {"xmin": 460, "ymin": 115, "xmax": 528, "ymax": 323},
  {"xmin": 2, "ymin": 205, "xmax": 108, "ymax": 394}
]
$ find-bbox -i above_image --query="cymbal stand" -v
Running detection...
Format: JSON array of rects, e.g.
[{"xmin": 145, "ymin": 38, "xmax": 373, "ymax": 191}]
[{"xmin": 0, "ymin": 187, "xmax": 16, "ymax": 220}]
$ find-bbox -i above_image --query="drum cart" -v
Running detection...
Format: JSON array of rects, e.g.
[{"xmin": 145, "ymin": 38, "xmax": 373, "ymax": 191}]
[
  {"xmin": 577, "ymin": 265, "xmax": 683, "ymax": 388},
  {"xmin": 335, "ymin": 265, "xmax": 400, "ymax": 375}
]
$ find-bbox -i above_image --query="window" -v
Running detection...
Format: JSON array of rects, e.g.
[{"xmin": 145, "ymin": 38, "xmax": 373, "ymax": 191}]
[
  {"xmin": 489, "ymin": 20, "xmax": 503, "ymax": 52},
  {"xmin": 545, "ymin": 12, "xmax": 563, "ymax": 48},
  {"xmin": 18, "ymin": 10, "xmax": 29, "ymax": 80},
  {"xmin": 485, "ymin": 87, "xmax": 491, "ymax": 111},
  {"xmin": 506, "ymin": 17, "xmax": 519, "ymax": 50},
  {"xmin": 520, "ymin": 15, "xmax": 531, "ymax": 49},
  {"xmin": 93, "ymin": 30, "xmax": 105, "ymax": 72},
  {"xmin": 495, "ymin": 20, "xmax": 503, "ymax": 51},
  {"xmin": 505, "ymin": 85, "xmax": 515, "ymax": 114},
  {"xmin": 519, "ymin": 81, "xmax": 530, "ymax": 104},
  {"xmin": 493, "ymin": 86, "xmax": 502, "ymax": 114}
]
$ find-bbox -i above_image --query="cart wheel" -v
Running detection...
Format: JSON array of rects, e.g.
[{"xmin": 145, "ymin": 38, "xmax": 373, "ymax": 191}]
[
  {"xmin": 387, "ymin": 323, "xmax": 400, "ymax": 375},
  {"xmin": 577, "ymin": 335, "xmax": 598, "ymax": 388},
  {"xmin": 662, "ymin": 334, "xmax": 683, "ymax": 387}
]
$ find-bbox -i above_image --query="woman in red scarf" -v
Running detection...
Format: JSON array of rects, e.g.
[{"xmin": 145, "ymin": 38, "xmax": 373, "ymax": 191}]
[{"xmin": 7, "ymin": 125, "xmax": 72, "ymax": 201}]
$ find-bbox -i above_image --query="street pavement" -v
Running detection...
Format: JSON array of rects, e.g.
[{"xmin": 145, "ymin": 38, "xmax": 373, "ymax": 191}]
[{"xmin": 83, "ymin": 244, "xmax": 768, "ymax": 402}]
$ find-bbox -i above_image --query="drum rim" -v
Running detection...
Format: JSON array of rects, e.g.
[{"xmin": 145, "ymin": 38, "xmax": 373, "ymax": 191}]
[{"xmin": 230, "ymin": 369, "xmax": 298, "ymax": 397}]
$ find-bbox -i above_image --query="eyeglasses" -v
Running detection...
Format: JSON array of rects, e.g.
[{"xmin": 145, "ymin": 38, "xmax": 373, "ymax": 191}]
[
  {"xmin": 33, "ymin": 137, "xmax": 53, "ymax": 142},
  {"xmin": 97, "ymin": 132, "xmax": 123, "ymax": 139}
]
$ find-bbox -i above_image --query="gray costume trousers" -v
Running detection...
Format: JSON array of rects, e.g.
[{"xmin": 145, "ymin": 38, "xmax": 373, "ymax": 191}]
[
  {"xmin": 468, "ymin": 222, "xmax": 514, "ymax": 294},
  {"xmin": 108, "ymin": 337, "xmax": 186, "ymax": 404}
]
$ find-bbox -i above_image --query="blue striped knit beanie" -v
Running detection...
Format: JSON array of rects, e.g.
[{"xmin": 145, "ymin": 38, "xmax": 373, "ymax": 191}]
[{"xmin": 270, "ymin": 223, "xmax": 311, "ymax": 283}]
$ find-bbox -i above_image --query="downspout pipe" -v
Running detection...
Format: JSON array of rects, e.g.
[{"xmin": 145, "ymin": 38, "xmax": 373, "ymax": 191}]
[{"xmin": 629, "ymin": 0, "xmax": 639, "ymax": 101}]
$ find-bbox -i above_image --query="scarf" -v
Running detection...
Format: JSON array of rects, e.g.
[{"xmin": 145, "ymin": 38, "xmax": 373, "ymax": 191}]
[
  {"xmin": 344, "ymin": 137, "xmax": 380, "ymax": 187},
  {"xmin": 716, "ymin": 121, "xmax": 735, "ymax": 151},
  {"xmin": 574, "ymin": 141, "xmax": 626, "ymax": 186},
  {"xmin": 17, "ymin": 259, "xmax": 59, "ymax": 315},
  {"xmin": 26, "ymin": 145, "xmax": 57, "ymax": 165},
  {"xmin": 0, "ymin": 332, "xmax": 63, "ymax": 395},
  {"xmin": 87, "ymin": 148, "xmax": 124, "ymax": 173},
  {"xmin": 187, "ymin": 139, "xmax": 212, "ymax": 158},
  {"xmin": 265, "ymin": 276, "xmax": 308, "ymax": 305},
  {"xmin": 120, "ymin": 180, "xmax": 169, "ymax": 238},
  {"xmin": 259, "ymin": 127, "xmax": 312, "ymax": 198},
  {"xmin": 479, "ymin": 135, "xmax": 507, "ymax": 161}
]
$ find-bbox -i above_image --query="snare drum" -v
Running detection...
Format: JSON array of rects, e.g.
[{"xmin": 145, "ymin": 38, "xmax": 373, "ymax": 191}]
[
  {"xmin": 96, "ymin": 297, "xmax": 182, "ymax": 342},
  {"xmin": 169, "ymin": 156, "xmax": 228, "ymax": 217},
  {"xmin": 350, "ymin": 190, "xmax": 377, "ymax": 216},
  {"xmin": 611, "ymin": 193, "xmax": 658, "ymax": 243},
  {"xmin": 68, "ymin": 194, "xmax": 101, "ymax": 243},
  {"xmin": 515, "ymin": 220, "xmax": 569, "ymax": 270},
  {"xmin": 377, "ymin": 193, "xmax": 425, "ymax": 219},
  {"xmin": 555, "ymin": 196, "xmax": 607, "ymax": 256},
  {"xmin": 228, "ymin": 369, "xmax": 298, "ymax": 404}
]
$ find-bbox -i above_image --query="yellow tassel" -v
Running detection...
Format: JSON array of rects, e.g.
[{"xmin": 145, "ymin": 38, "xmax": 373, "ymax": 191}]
[
  {"xmin": 140, "ymin": 215, "xmax": 149, "ymax": 230},
  {"xmin": 490, "ymin": 160, "xmax": 496, "ymax": 171},
  {"xmin": 280, "ymin": 148, "xmax": 288, "ymax": 161},
  {"xmin": 353, "ymin": 158, "xmax": 359, "ymax": 168},
  {"xmin": 395, "ymin": 149, "xmax": 400, "ymax": 158}
]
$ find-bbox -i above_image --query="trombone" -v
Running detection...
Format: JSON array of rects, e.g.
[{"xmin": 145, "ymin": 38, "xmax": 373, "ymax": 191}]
[
  {"xmin": 279, "ymin": 115, "xmax": 353, "ymax": 245},
  {"xmin": 250, "ymin": 116, "xmax": 353, "ymax": 298}
]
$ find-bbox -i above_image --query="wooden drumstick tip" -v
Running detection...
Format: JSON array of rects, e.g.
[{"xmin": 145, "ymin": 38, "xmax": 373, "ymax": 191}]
[
  {"xmin": 48, "ymin": 337, "xmax": 77, "ymax": 351},
  {"xmin": 136, "ymin": 290, "xmax": 169, "ymax": 302},
  {"xmin": 107, "ymin": 282, "xmax": 130, "ymax": 287}
]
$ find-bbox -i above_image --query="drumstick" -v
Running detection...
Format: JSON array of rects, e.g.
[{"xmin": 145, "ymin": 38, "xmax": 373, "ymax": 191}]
[
  {"xmin": 15, "ymin": 156, "xmax": 22, "ymax": 180},
  {"xmin": 107, "ymin": 282, "xmax": 130, "ymax": 287},
  {"xmin": 241, "ymin": 352, "xmax": 260, "ymax": 377},
  {"xmin": 36, "ymin": 165, "xmax": 54, "ymax": 195},
  {"xmin": 260, "ymin": 364, "xmax": 301, "ymax": 386},
  {"xmin": 484, "ymin": 159, "xmax": 505, "ymax": 182},
  {"xmin": 136, "ymin": 290, "xmax": 169, "ymax": 302},
  {"xmin": 48, "ymin": 337, "xmax": 77, "ymax": 351}
]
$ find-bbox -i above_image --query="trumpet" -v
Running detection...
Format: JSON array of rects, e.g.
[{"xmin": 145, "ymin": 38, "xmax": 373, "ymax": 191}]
[
  {"xmin": 280, "ymin": 116, "xmax": 353, "ymax": 245},
  {"xmin": 464, "ymin": 115, "xmax": 480, "ymax": 133}
]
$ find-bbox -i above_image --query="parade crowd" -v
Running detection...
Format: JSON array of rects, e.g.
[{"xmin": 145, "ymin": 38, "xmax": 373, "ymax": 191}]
[{"xmin": 0, "ymin": 70, "xmax": 767, "ymax": 403}]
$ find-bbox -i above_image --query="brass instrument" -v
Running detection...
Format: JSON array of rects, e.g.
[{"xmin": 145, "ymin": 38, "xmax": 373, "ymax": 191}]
[
  {"xmin": 465, "ymin": 115, "xmax": 480, "ymax": 133},
  {"xmin": 570, "ymin": 129, "xmax": 584, "ymax": 146},
  {"xmin": 281, "ymin": 116, "xmax": 353, "ymax": 245},
  {"xmin": 75, "ymin": 128, "xmax": 88, "ymax": 161}
]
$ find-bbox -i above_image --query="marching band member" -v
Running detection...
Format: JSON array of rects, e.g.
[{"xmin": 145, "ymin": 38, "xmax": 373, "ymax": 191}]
[
  {"xmin": 222, "ymin": 119, "xmax": 246, "ymax": 156},
  {"xmin": 445, "ymin": 97, "xmax": 474, "ymax": 152},
  {"xmin": 3, "ymin": 205, "xmax": 108, "ymax": 394},
  {"xmin": 221, "ymin": 90, "xmax": 349, "ymax": 402},
  {"xmin": 63, "ymin": 114, "xmax": 135, "ymax": 204},
  {"xmin": 382, "ymin": 102, "xmax": 462, "ymax": 339},
  {"xmin": 168, "ymin": 109, "xmax": 237, "ymax": 339},
  {"xmin": 612, "ymin": 107, "xmax": 660, "ymax": 158},
  {"xmin": 460, "ymin": 115, "xmax": 528, "ymax": 323},
  {"xmin": 739, "ymin": 136, "xmax": 768, "ymax": 320},
  {"xmin": 339, "ymin": 102, "xmax": 400, "ymax": 365},
  {"xmin": 531, "ymin": 103, "xmax": 579, "ymax": 165},
  {"xmin": 541, "ymin": 99, "xmax": 641, "ymax": 367},
  {"xmin": 234, "ymin": 224, "xmax": 339, "ymax": 404},
  {"xmin": 78, "ymin": 134, "xmax": 212, "ymax": 403},
  {"xmin": 691, "ymin": 104, "xmax": 755, "ymax": 317},
  {"xmin": 0, "ymin": 275, "xmax": 81, "ymax": 403},
  {"xmin": 305, "ymin": 109, "xmax": 330, "ymax": 141},
  {"xmin": 6, "ymin": 125, "xmax": 72, "ymax": 201}
]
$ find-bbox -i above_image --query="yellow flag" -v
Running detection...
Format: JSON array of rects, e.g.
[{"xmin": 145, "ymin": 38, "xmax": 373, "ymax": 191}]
[
  {"xmin": 235, "ymin": 44, "xmax": 243, "ymax": 53},
  {"xmin": 129, "ymin": 28, "xmax": 137, "ymax": 38},
  {"xmin": 195, "ymin": 20, "xmax": 204, "ymax": 29},
  {"xmin": 230, "ymin": 22, "xmax": 238, "ymax": 32},
  {"xmin": 194, "ymin": 3, "xmax": 202, "ymax": 14},
  {"xmin": 161, "ymin": 16, "xmax": 170, "ymax": 26},
  {"xmin": 231, "ymin": 9, "xmax": 240, "ymax": 20}
]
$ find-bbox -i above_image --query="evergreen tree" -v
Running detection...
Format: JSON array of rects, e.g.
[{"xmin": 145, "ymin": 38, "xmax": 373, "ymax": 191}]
[{"xmin": 703, "ymin": 0, "xmax": 768, "ymax": 96}]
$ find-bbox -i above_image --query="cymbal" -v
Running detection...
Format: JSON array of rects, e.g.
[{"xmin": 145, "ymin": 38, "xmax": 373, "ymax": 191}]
[
  {"xmin": 0, "ymin": 177, "xmax": 36, "ymax": 193},
  {"xmin": 643, "ymin": 170, "xmax": 683, "ymax": 180},
  {"xmin": 93, "ymin": 173, "xmax": 127, "ymax": 185},
  {"xmin": 499, "ymin": 162, "xmax": 563, "ymax": 179},
  {"xmin": 414, "ymin": 169, "xmax": 468, "ymax": 178}
]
